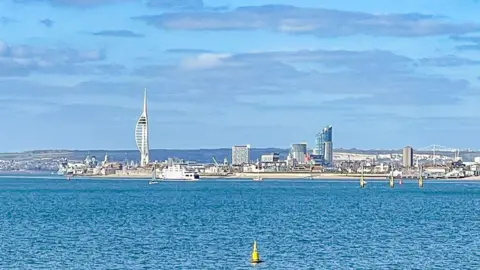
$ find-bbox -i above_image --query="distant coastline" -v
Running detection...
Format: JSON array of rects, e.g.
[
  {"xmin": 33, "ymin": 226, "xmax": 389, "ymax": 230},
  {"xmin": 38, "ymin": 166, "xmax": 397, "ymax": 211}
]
[
  {"xmin": 3, "ymin": 147, "xmax": 480, "ymax": 166},
  {"xmin": 77, "ymin": 172, "xmax": 480, "ymax": 181},
  {"xmin": 79, "ymin": 172, "xmax": 387, "ymax": 180},
  {"xmin": 1, "ymin": 170, "xmax": 479, "ymax": 181},
  {"xmin": 0, "ymin": 170, "xmax": 53, "ymax": 175}
]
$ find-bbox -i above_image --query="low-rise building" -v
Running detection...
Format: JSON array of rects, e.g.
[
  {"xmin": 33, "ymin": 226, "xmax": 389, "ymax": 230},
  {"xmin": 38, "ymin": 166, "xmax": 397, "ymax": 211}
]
[{"xmin": 261, "ymin": 153, "xmax": 280, "ymax": 163}]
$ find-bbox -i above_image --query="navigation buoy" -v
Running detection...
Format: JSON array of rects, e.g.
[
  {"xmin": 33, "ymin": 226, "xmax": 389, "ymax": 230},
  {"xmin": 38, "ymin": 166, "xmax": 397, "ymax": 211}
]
[
  {"xmin": 250, "ymin": 240, "xmax": 263, "ymax": 264},
  {"xmin": 360, "ymin": 166, "xmax": 366, "ymax": 188},
  {"xmin": 419, "ymin": 166, "xmax": 424, "ymax": 188}
]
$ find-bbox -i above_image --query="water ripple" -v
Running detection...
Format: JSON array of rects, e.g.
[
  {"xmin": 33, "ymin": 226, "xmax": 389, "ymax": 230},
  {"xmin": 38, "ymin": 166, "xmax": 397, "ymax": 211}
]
[{"xmin": 0, "ymin": 178, "xmax": 478, "ymax": 269}]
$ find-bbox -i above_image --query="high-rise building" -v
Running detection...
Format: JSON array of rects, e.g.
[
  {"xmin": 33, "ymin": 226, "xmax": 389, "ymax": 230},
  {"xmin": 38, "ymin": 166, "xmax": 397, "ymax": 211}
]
[
  {"xmin": 403, "ymin": 146, "xmax": 414, "ymax": 168},
  {"xmin": 324, "ymin": 141, "xmax": 333, "ymax": 165},
  {"xmin": 232, "ymin": 145, "xmax": 250, "ymax": 165},
  {"xmin": 290, "ymin": 143, "xmax": 307, "ymax": 163},
  {"xmin": 314, "ymin": 134, "xmax": 321, "ymax": 156},
  {"xmin": 314, "ymin": 125, "xmax": 333, "ymax": 165},
  {"xmin": 135, "ymin": 89, "xmax": 149, "ymax": 167}
]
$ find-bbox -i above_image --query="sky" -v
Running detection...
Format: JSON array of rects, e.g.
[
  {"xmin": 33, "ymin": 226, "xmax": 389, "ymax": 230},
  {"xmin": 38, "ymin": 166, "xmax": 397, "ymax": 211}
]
[{"xmin": 1, "ymin": 0, "xmax": 480, "ymax": 151}]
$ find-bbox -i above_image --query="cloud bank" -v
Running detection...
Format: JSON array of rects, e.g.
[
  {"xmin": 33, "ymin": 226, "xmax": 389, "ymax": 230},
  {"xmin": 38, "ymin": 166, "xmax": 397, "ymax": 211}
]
[
  {"xmin": 450, "ymin": 35, "xmax": 480, "ymax": 50},
  {"xmin": 0, "ymin": 40, "xmax": 115, "ymax": 76},
  {"xmin": 134, "ymin": 5, "xmax": 480, "ymax": 37},
  {"xmin": 39, "ymin": 18, "xmax": 54, "ymax": 27},
  {"xmin": 92, "ymin": 30, "xmax": 145, "ymax": 38},
  {"xmin": 132, "ymin": 49, "xmax": 478, "ymax": 107},
  {"xmin": 0, "ymin": 16, "xmax": 16, "ymax": 25},
  {"xmin": 13, "ymin": 0, "xmax": 130, "ymax": 7},
  {"xmin": 147, "ymin": 0, "xmax": 204, "ymax": 9}
]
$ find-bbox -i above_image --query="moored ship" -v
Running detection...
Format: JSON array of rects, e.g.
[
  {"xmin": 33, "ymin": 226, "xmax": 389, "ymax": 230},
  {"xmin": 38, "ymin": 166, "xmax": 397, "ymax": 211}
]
[{"xmin": 161, "ymin": 164, "xmax": 199, "ymax": 181}]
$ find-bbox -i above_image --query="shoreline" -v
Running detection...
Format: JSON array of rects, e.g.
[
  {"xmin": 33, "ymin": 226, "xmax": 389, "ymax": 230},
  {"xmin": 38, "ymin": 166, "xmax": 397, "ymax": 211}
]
[
  {"xmin": 76, "ymin": 173, "xmax": 480, "ymax": 181},
  {"xmin": 3, "ymin": 171, "xmax": 478, "ymax": 181}
]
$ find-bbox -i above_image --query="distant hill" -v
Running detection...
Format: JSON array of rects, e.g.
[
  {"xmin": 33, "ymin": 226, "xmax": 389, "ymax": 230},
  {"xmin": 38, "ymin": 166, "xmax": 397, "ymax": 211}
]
[
  {"xmin": 45, "ymin": 148, "xmax": 291, "ymax": 164},
  {"xmin": 0, "ymin": 148, "xmax": 292, "ymax": 168}
]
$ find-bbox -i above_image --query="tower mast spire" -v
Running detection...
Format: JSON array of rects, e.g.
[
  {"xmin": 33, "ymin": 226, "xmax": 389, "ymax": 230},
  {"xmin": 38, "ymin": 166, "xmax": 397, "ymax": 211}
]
[
  {"xmin": 135, "ymin": 87, "xmax": 150, "ymax": 167},
  {"xmin": 143, "ymin": 88, "xmax": 148, "ymax": 114}
]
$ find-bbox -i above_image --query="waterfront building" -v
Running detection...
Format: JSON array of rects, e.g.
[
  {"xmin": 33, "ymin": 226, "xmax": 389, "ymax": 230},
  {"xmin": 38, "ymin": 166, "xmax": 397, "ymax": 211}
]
[
  {"xmin": 260, "ymin": 153, "xmax": 284, "ymax": 172},
  {"xmin": 232, "ymin": 145, "xmax": 250, "ymax": 165},
  {"xmin": 315, "ymin": 125, "xmax": 333, "ymax": 165},
  {"xmin": 135, "ymin": 89, "xmax": 150, "ymax": 167},
  {"xmin": 84, "ymin": 155, "xmax": 98, "ymax": 168},
  {"xmin": 403, "ymin": 146, "xmax": 414, "ymax": 168},
  {"xmin": 261, "ymin": 153, "xmax": 280, "ymax": 163},
  {"xmin": 286, "ymin": 152, "xmax": 294, "ymax": 167},
  {"xmin": 314, "ymin": 134, "xmax": 321, "ymax": 156},
  {"xmin": 324, "ymin": 141, "xmax": 333, "ymax": 165},
  {"xmin": 290, "ymin": 143, "xmax": 307, "ymax": 164},
  {"xmin": 308, "ymin": 154, "xmax": 324, "ymax": 165}
]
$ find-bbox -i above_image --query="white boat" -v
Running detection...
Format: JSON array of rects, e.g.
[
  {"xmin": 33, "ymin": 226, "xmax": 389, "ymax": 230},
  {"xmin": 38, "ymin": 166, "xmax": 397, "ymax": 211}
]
[
  {"xmin": 253, "ymin": 176, "xmax": 263, "ymax": 181},
  {"xmin": 161, "ymin": 164, "xmax": 199, "ymax": 181},
  {"xmin": 253, "ymin": 171, "xmax": 263, "ymax": 181},
  {"xmin": 149, "ymin": 167, "xmax": 160, "ymax": 184}
]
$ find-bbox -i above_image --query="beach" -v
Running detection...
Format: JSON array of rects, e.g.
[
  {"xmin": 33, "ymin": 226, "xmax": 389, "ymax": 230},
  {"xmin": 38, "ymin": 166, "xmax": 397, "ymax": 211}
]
[{"xmin": 79, "ymin": 172, "xmax": 480, "ymax": 181}]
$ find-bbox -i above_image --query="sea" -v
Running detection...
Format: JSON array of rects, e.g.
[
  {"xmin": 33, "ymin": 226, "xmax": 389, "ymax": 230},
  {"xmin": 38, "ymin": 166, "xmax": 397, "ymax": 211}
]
[{"xmin": 0, "ymin": 176, "xmax": 478, "ymax": 269}]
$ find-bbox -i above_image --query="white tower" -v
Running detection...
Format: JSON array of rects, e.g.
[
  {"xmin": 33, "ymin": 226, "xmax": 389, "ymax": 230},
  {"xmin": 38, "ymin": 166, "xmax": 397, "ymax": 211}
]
[{"xmin": 135, "ymin": 88, "xmax": 149, "ymax": 167}]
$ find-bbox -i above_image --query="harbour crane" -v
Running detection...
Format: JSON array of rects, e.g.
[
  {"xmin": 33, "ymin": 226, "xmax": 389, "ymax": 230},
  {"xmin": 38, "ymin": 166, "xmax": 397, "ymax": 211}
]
[{"xmin": 212, "ymin": 157, "xmax": 220, "ymax": 167}]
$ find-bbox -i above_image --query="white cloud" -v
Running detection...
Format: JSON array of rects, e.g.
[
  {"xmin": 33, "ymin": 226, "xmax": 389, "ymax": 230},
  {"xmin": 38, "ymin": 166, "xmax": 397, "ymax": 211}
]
[{"xmin": 180, "ymin": 53, "xmax": 231, "ymax": 70}]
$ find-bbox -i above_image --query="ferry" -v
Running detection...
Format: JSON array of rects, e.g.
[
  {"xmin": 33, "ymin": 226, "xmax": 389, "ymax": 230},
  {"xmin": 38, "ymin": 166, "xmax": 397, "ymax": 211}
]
[{"xmin": 161, "ymin": 164, "xmax": 199, "ymax": 181}]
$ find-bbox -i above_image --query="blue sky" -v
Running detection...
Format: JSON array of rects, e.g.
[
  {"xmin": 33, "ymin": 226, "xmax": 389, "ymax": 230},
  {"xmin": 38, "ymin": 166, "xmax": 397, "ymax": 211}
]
[{"xmin": 1, "ymin": 0, "xmax": 480, "ymax": 151}]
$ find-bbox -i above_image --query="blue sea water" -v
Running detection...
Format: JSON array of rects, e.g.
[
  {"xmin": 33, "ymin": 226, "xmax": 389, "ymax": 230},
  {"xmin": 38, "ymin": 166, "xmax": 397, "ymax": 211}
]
[{"xmin": 0, "ymin": 177, "xmax": 479, "ymax": 269}]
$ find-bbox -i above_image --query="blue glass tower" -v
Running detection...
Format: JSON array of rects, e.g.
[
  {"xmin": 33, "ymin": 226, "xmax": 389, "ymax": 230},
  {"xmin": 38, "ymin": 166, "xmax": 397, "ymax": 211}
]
[{"xmin": 314, "ymin": 125, "xmax": 333, "ymax": 165}]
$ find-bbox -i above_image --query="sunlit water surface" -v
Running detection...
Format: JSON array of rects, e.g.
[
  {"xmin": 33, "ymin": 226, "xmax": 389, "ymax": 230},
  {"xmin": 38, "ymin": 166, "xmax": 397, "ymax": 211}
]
[{"xmin": 0, "ymin": 177, "xmax": 479, "ymax": 269}]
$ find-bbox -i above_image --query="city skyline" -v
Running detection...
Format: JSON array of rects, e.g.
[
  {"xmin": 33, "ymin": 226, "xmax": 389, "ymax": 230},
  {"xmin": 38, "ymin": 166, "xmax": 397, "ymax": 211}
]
[{"xmin": 1, "ymin": 0, "xmax": 480, "ymax": 151}]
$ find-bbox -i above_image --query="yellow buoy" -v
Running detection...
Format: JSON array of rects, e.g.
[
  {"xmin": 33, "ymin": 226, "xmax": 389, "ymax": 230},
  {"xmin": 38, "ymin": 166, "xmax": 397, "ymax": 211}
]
[
  {"xmin": 250, "ymin": 240, "xmax": 263, "ymax": 264},
  {"xmin": 418, "ymin": 167, "xmax": 424, "ymax": 188}
]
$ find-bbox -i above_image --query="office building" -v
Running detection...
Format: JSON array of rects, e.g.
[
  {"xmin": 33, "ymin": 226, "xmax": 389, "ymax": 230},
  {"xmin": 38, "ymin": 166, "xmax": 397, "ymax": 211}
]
[
  {"xmin": 232, "ymin": 145, "xmax": 250, "ymax": 165},
  {"xmin": 324, "ymin": 141, "xmax": 333, "ymax": 165},
  {"xmin": 290, "ymin": 143, "xmax": 307, "ymax": 164},
  {"xmin": 135, "ymin": 89, "xmax": 149, "ymax": 167},
  {"xmin": 403, "ymin": 146, "xmax": 414, "ymax": 168},
  {"xmin": 315, "ymin": 125, "xmax": 333, "ymax": 165}
]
